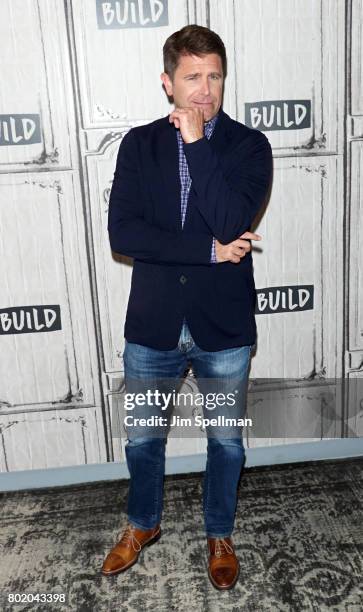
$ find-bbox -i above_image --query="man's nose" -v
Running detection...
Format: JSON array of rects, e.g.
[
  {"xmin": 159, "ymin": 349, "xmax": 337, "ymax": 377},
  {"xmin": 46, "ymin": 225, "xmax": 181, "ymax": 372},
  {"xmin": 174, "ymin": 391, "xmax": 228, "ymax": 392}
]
[{"xmin": 200, "ymin": 77, "xmax": 211, "ymax": 96}]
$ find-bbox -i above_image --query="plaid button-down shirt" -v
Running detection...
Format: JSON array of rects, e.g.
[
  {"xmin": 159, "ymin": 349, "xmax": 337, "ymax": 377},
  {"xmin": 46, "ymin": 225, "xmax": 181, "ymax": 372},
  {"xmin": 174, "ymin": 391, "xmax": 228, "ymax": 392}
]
[{"xmin": 176, "ymin": 113, "xmax": 219, "ymax": 263}]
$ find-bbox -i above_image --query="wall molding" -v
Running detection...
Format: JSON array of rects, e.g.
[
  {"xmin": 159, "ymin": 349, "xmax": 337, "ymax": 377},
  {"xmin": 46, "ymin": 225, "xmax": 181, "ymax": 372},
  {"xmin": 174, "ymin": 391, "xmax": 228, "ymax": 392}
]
[{"xmin": 0, "ymin": 439, "xmax": 362, "ymax": 492}]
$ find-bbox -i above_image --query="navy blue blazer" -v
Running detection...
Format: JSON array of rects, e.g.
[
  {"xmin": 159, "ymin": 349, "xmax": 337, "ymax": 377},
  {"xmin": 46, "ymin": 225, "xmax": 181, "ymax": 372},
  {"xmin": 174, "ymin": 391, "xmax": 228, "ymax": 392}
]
[{"xmin": 108, "ymin": 109, "xmax": 272, "ymax": 351}]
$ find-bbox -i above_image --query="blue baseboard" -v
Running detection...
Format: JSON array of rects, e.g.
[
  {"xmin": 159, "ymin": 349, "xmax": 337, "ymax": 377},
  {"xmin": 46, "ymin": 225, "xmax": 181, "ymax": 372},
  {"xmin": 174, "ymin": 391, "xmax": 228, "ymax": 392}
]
[{"xmin": 0, "ymin": 439, "xmax": 362, "ymax": 492}]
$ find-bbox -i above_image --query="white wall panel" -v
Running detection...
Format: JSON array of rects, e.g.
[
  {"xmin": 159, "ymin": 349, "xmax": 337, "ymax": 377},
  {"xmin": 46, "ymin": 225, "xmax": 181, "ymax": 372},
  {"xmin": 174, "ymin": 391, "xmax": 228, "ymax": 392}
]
[
  {"xmin": 71, "ymin": 0, "xmax": 207, "ymax": 128},
  {"xmin": 0, "ymin": 407, "xmax": 106, "ymax": 471},
  {"xmin": 345, "ymin": 1, "xmax": 363, "ymax": 391},
  {"xmin": 209, "ymin": 0, "xmax": 345, "ymax": 155},
  {"xmin": 0, "ymin": 0, "xmax": 76, "ymax": 171},
  {"xmin": 348, "ymin": 141, "xmax": 363, "ymax": 355},
  {"xmin": 251, "ymin": 156, "xmax": 344, "ymax": 380},
  {"xmin": 345, "ymin": 131, "xmax": 363, "ymax": 438},
  {"xmin": 246, "ymin": 380, "xmax": 341, "ymax": 450},
  {"xmin": 86, "ymin": 133, "xmax": 132, "ymax": 373},
  {"xmin": 0, "ymin": 172, "xmax": 96, "ymax": 409},
  {"xmin": 351, "ymin": 0, "xmax": 363, "ymax": 116}
]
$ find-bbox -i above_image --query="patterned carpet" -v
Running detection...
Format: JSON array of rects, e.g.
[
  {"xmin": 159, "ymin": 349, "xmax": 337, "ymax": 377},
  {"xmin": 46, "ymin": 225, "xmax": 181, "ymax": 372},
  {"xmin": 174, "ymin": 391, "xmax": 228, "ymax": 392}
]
[{"xmin": 0, "ymin": 457, "xmax": 362, "ymax": 611}]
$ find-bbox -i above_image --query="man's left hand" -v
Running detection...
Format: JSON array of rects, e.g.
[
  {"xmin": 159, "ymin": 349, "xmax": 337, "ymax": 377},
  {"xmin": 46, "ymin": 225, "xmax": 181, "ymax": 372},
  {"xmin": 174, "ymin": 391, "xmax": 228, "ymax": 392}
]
[{"xmin": 169, "ymin": 107, "xmax": 204, "ymax": 144}]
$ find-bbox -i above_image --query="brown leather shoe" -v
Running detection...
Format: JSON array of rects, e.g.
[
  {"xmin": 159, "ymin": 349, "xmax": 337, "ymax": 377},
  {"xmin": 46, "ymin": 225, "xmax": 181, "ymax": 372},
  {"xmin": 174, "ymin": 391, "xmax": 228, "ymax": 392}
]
[
  {"xmin": 207, "ymin": 537, "xmax": 240, "ymax": 590},
  {"xmin": 101, "ymin": 523, "xmax": 161, "ymax": 576}
]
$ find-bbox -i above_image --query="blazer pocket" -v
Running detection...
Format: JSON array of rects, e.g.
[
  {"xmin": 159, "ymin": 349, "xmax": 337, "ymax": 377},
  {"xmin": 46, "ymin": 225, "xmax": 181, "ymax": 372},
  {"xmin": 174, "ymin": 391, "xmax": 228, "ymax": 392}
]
[{"xmin": 213, "ymin": 263, "xmax": 253, "ymax": 301}]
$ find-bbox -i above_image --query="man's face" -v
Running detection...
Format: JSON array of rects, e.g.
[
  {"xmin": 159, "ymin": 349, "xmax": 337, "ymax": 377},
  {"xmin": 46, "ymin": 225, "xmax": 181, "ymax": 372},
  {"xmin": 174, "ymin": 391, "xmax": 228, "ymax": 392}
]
[{"xmin": 161, "ymin": 52, "xmax": 224, "ymax": 122}]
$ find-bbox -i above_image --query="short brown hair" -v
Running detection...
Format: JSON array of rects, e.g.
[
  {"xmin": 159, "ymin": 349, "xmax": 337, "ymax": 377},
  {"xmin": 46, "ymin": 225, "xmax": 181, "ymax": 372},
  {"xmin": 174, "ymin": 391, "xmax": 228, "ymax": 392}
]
[{"xmin": 163, "ymin": 25, "xmax": 227, "ymax": 79}]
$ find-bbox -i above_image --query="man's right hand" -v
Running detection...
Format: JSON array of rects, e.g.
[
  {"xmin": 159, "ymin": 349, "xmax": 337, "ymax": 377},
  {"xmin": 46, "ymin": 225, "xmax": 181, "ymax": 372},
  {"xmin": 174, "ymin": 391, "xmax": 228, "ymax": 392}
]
[{"xmin": 215, "ymin": 231, "xmax": 262, "ymax": 263}]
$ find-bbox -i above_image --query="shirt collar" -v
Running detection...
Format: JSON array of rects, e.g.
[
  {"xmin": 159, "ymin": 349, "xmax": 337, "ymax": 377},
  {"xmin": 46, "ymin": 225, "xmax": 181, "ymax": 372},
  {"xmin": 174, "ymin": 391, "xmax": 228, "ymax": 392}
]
[{"xmin": 204, "ymin": 112, "xmax": 219, "ymax": 139}]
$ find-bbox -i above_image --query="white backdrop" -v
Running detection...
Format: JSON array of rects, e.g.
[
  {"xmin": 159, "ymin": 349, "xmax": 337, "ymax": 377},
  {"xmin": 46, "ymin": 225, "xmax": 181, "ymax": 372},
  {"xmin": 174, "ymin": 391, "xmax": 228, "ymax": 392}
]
[{"xmin": 0, "ymin": 0, "xmax": 361, "ymax": 473}]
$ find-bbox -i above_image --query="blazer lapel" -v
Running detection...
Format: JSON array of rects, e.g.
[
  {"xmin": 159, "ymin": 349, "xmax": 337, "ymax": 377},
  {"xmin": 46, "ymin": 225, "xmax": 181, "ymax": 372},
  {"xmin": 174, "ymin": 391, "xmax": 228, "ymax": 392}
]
[
  {"xmin": 208, "ymin": 109, "xmax": 232, "ymax": 155},
  {"xmin": 156, "ymin": 117, "xmax": 182, "ymax": 230}
]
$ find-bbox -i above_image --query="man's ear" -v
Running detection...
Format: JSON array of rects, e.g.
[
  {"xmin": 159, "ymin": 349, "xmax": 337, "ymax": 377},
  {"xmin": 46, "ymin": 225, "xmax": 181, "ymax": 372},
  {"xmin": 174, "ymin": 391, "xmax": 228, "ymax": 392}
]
[{"xmin": 160, "ymin": 72, "xmax": 173, "ymax": 97}]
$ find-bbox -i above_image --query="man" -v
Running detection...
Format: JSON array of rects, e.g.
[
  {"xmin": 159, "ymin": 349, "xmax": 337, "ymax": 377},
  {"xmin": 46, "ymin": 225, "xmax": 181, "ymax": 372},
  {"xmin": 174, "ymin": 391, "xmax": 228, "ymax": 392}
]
[{"xmin": 102, "ymin": 25, "xmax": 272, "ymax": 590}]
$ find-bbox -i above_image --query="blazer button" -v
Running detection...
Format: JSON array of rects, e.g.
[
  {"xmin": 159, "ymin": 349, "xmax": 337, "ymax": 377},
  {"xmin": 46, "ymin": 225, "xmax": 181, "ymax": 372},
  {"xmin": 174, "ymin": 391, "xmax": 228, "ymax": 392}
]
[{"xmin": 180, "ymin": 275, "xmax": 187, "ymax": 284}]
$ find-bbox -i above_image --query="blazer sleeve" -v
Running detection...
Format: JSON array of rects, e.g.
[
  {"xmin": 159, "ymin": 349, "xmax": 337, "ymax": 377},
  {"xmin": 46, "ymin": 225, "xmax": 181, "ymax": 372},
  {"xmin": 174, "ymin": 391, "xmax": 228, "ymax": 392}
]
[
  {"xmin": 107, "ymin": 129, "xmax": 214, "ymax": 265},
  {"xmin": 183, "ymin": 130, "xmax": 272, "ymax": 244}
]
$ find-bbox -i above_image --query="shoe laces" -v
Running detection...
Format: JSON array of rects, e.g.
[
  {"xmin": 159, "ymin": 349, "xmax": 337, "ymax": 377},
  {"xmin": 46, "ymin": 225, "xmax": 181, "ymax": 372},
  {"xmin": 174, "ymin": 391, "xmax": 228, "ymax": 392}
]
[
  {"xmin": 214, "ymin": 538, "xmax": 234, "ymax": 557},
  {"xmin": 116, "ymin": 525, "xmax": 142, "ymax": 552}
]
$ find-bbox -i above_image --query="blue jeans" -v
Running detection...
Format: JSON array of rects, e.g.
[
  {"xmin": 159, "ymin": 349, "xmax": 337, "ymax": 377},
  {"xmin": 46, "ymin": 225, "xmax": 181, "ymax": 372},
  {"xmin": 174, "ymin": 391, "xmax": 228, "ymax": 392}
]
[{"xmin": 123, "ymin": 320, "xmax": 253, "ymax": 538}]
